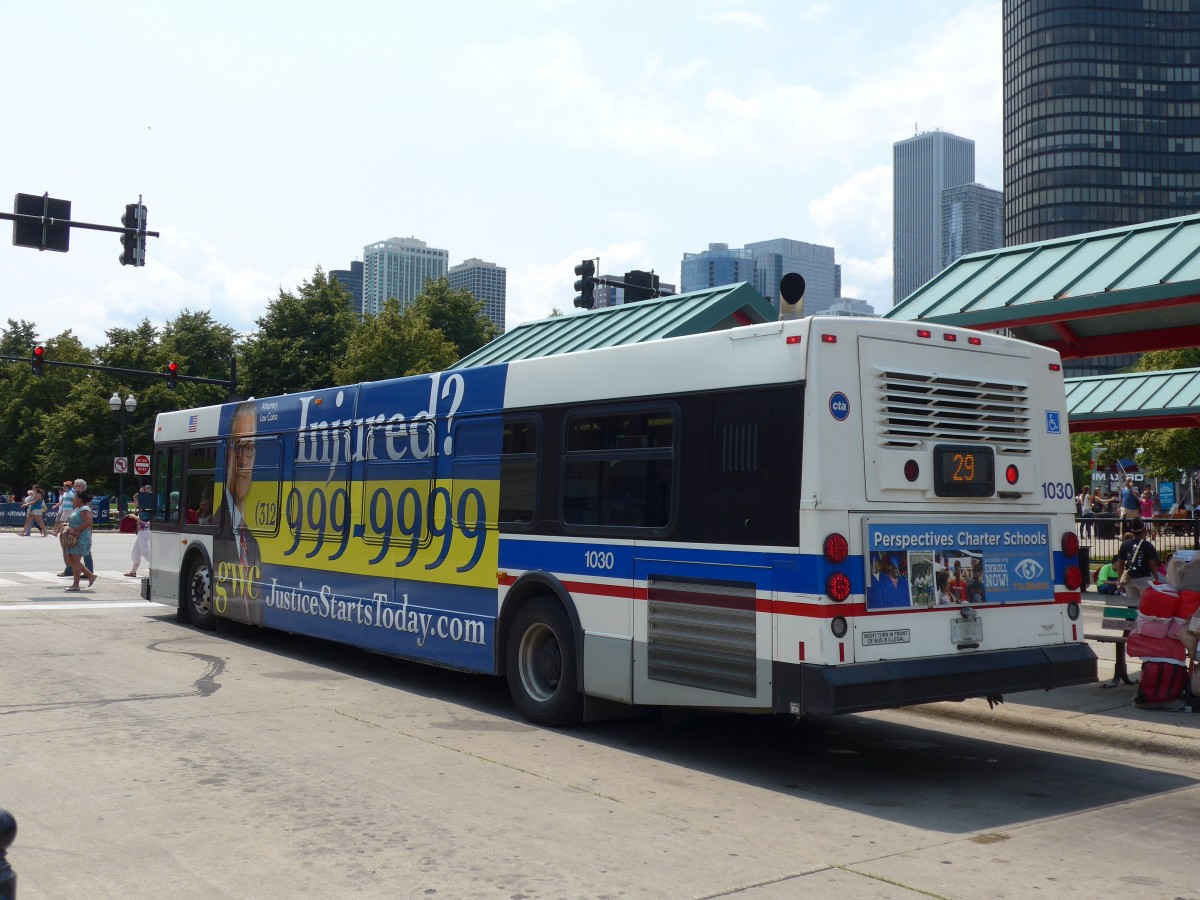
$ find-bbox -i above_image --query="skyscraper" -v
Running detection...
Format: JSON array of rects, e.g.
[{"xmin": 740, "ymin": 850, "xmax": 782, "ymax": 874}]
[
  {"xmin": 329, "ymin": 260, "xmax": 365, "ymax": 315},
  {"xmin": 893, "ymin": 130, "xmax": 975, "ymax": 305},
  {"xmin": 361, "ymin": 237, "xmax": 449, "ymax": 316},
  {"xmin": 448, "ymin": 257, "xmax": 507, "ymax": 331},
  {"xmin": 680, "ymin": 244, "xmax": 756, "ymax": 294},
  {"xmin": 744, "ymin": 239, "xmax": 840, "ymax": 313},
  {"xmin": 680, "ymin": 240, "xmax": 839, "ymax": 312},
  {"xmin": 941, "ymin": 183, "xmax": 1004, "ymax": 268},
  {"xmin": 1003, "ymin": 0, "xmax": 1200, "ymax": 246}
]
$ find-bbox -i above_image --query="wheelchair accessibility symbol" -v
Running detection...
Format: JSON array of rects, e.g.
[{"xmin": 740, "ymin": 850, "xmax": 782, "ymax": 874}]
[{"xmin": 1045, "ymin": 411, "xmax": 1061, "ymax": 434}]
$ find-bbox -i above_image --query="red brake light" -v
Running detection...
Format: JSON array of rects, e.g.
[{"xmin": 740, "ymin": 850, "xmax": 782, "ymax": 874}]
[
  {"xmin": 968, "ymin": 336, "xmax": 982, "ymax": 345},
  {"xmin": 1062, "ymin": 532, "xmax": 1080, "ymax": 557},
  {"xmin": 1049, "ymin": 363, "xmax": 1061, "ymax": 371},
  {"xmin": 904, "ymin": 459, "xmax": 920, "ymax": 482},
  {"xmin": 943, "ymin": 333, "xmax": 957, "ymax": 342},
  {"xmin": 823, "ymin": 533, "xmax": 849, "ymax": 564},
  {"xmin": 827, "ymin": 572, "xmax": 851, "ymax": 602},
  {"xmin": 917, "ymin": 329, "xmax": 932, "ymax": 339},
  {"xmin": 785, "ymin": 335, "xmax": 802, "ymax": 345},
  {"xmin": 1005, "ymin": 465, "xmax": 1019, "ymax": 485},
  {"xmin": 821, "ymin": 334, "xmax": 837, "ymax": 343},
  {"xmin": 1064, "ymin": 566, "xmax": 1082, "ymax": 590}
]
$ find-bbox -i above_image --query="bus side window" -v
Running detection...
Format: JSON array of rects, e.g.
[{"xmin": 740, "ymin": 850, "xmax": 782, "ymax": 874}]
[
  {"xmin": 154, "ymin": 446, "xmax": 181, "ymax": 525},
  {"xmin": 499, "ymin": 417, "xmax": 538, "ymax": 526}
]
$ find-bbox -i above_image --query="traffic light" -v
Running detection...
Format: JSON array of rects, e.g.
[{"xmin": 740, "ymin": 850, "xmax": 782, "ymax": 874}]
[
  {"xmin": 31, "ymin": 345, "xmax": 45, "ymax": 377},
  {"xmin": 573, "ymin": 259, "xmax": 596, "ymax": 309},
  {"xmin": 165, "ymin": 361, "xmax": 178, "ymax": 390},
  {"xmin": 120, "ymin": 202, "xmax": 147, "ymax": 267}
]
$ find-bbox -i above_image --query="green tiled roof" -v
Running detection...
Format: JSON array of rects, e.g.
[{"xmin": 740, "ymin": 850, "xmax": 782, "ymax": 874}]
[
  {"xmin": 454, "ymin": 282, "xmax": 775, "ymax": 368},
  {"xmin": 1066, "ymin": 367, "xmax": 1200, "ymax": 429},
  {"xmin": 886, "ymin": 213, "xmax": 1200, "ymax": 354}
]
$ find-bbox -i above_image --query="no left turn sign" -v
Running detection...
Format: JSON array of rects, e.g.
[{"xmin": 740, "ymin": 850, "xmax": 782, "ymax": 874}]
[{"xmin": 113, "ymin": 457, "xmax": 128, "ymax": 475}]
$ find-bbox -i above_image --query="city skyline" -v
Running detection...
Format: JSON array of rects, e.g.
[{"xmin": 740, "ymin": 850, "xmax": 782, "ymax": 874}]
[{"xmin": 2, "ymin": 1, "xmax": 1006, "ymax": 346}]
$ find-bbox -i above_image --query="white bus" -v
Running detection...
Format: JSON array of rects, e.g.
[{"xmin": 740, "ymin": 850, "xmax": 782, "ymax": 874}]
[{"xmin": 145, "ymin": 315, "xmax": 1096, "ymax": 726}]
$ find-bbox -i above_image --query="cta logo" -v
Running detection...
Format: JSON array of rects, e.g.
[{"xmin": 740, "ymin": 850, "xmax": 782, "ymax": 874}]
[
  {"xmin": 829, "ymin": 391, "xmax": 850, "ymax": 421},
  {"xmin": 1014, "ymin": 559, "xmax": 1045, "ymax": 580}
]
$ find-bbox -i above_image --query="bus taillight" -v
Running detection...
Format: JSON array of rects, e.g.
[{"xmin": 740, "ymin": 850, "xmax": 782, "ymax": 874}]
[
  {"xmin": 827, "ymin": 572, "xmax": 851, "ymax": 602},
  {"xmin": 1061, "ymin": 532, "xmax": 1080, "ymax": 557},
  {"xmin": 823, "ymin": 533, "xmax": 849, "ymax": 564},
  {"xmin": 1064, "ymin": 566, "xmax": 1082, "ymax": 590},
  {"xmin": 1005, "ymin": 464, "xmax": 1019, "ymax": 485}
]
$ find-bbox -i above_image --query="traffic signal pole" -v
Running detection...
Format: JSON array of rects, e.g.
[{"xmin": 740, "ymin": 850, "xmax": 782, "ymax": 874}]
[{"xmin": 0, "ymin": 354, "xmax": 238, "ymax": 397}]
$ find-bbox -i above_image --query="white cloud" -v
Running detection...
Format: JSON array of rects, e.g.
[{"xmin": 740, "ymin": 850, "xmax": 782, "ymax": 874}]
[
  {"xmin": 809, "ymin": 165, "xmax": 893, "ymax": 306},
  {"xmin": 706, "ymin": 10, "xmax": 768, "ymax": 30}
]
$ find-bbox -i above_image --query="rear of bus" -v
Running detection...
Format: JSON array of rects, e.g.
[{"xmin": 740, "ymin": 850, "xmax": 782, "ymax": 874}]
[{"xmin": 773, "ymin": 317, "xmax": 1096, "ymax": 715}]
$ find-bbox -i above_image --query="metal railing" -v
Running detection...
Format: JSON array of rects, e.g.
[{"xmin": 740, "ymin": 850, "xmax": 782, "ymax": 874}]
[{"xmin": 1077, "ymin": 514, "xmax": 1199, "ymax": 568}]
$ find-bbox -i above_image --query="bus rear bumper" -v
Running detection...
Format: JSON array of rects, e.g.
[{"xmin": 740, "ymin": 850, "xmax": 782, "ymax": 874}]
[{"xmin": 774, "ymin": 643, "xmax": 1098, "ymax": 716}]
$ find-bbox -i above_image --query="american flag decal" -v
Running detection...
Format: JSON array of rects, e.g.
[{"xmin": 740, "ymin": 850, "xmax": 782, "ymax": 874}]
[{"xmin": 188, "ymin": 415, "xmax": 199, "ymax": 433}]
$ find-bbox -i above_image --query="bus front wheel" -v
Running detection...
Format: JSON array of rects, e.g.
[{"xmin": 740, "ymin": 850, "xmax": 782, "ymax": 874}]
[
  {"xmin": 185, "ymin": 557, "xmax": 216, "ymax": 630},
  {"xmin": 505, "ymin": 598, "xmax": 584, "ymax": 727}
]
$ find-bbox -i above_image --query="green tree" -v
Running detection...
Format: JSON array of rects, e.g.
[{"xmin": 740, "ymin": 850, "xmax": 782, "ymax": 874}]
[
  {"xmin": 0, "ymin": 318, "xmax": 37, "ymax": 358},
  {"xmin": 1088, "ymin": 348, "xmax": 1200, "ymax": 477},
  {"xmin": 410, "ymin": 277, "xmax": 500, "ymax": 359},
  {"xmin": 334, "ymin": 299, "xmax": 458, "ymax": 384},
  {"xmin": 161, "ymin": 309, "xmax": 239, "ymax": 408},
  {"xmin": 240, "ymin": 268, "xmax": 358, "ymax": 397}
]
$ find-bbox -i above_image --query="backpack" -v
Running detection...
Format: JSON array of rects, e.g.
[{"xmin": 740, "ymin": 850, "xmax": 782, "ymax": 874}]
[{"xmin": 1135, "ymin": 661, "xmax": 1188, "ymax": 708}]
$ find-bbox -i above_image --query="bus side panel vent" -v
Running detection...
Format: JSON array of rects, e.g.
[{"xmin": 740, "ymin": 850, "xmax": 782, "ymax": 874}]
[{"xmin": 647, "ymin": 576, "xmax": 757, "ymax": 697}]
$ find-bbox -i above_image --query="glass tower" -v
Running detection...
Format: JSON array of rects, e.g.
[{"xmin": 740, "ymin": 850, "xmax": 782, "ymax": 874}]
[
  {"xmin": 893, "ymin": 131, "xmax": 976, "ymax": 305},
  {"xmin": 1003, "ymin": 0, "xmax": 1200, "ymax": 246},
  {"xmin": 361, "ymin": 237, "xmax": 449, "ymax": 316}
]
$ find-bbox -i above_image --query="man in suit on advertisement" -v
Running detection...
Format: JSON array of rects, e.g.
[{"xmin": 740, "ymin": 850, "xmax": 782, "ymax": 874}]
[{"xmin": 212, "ymin": 400, "xmax": 263, "ymax": 624}]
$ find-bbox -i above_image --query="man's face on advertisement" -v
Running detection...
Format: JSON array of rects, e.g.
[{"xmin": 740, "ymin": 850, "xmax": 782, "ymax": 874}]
[{"xmin": 227, "ymin": 408, "xmax": 257, "ymax": 508}]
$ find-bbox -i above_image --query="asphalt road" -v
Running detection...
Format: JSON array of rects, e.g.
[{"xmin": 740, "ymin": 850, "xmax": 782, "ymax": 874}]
[{"xmin": 1, "ymin": 534, "xmax": 1197, "ymax": 899}]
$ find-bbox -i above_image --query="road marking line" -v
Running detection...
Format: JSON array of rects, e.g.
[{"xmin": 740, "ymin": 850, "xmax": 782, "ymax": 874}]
[{"xmin": 0, "ymin": 602, "xmax": 151, "ymax": 611}]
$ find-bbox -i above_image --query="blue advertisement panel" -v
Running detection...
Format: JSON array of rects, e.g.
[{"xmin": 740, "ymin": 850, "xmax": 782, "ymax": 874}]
[
  {"xmin": 1159, "ymin": 482, "xmax": 1176, "ymax": 510},
  {"xmin": 866, "ymin": 522, "xmax": 1052, "ymax": 610},
  {"xmin": 208, "ymin": 367, "xmax": 508, "ymax": 672}
]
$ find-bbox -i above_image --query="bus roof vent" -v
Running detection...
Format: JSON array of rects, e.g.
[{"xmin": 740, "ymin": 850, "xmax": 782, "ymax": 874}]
[{"xmin": 874, "ymin": 368, "xmax": 1032, "ymax": 453}]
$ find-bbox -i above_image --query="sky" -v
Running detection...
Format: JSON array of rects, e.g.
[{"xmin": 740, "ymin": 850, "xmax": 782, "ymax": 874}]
[{"xmin": 1, "ymin": 0, "xmax": 1004, "ymax": 348}]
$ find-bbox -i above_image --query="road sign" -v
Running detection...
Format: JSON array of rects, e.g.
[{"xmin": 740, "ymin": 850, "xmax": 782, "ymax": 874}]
[
  {"xmin": 113, "ymin": 457, "xmax": 128, "ymax": 475},
  {"xmin": 133, "ymin": 454, "xmax": 151, "ymax": 476}
]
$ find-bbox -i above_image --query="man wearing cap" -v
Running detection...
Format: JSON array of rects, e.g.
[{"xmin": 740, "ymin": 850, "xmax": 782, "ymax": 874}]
[{"xmin": 1116, "ymin": 518, "xmax": 1160, "ymax": 597}]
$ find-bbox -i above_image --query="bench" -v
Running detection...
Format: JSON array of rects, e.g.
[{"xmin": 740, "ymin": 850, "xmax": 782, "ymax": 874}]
[{"xmin": 1085, "ymin": 594, "xmax": 1139, "ymax": 688}]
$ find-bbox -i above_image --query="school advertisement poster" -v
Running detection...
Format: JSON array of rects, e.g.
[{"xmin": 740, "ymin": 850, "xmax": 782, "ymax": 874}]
[{"xmin": 865, "ymin": 522, "xmax": 1053, "ymax": 610}]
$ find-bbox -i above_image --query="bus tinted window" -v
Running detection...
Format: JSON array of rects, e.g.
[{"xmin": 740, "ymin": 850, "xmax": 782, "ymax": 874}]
[
  {"xmin": 185, "ymin": 443, "xmax": 218, "ymax": 527},
  {"xmin": 562, "ymin": 408, "xmax": 675, "ymax": 530},
  {"xmin": 500, "ymin": 418, "xmax": 538, "ymax": 525},
  {"xmin": 154, "ymin": 446, "xmax": 181, "ymax": 524}
]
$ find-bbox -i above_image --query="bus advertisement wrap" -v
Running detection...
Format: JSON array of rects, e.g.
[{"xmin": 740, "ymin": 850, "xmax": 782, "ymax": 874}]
[
  {"xmin": 866, "ymin": 523, "xmax": 1052, "ymax": 610},
  {"xmin": 208, "ymin": 369, "xmax": 506, "ymax": 671}
]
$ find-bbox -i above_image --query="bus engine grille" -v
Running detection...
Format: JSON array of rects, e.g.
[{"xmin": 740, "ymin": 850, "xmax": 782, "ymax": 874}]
[
  {"xmin": 646, "ymin": 576, "xmax": 757, "ymax": 697},
  {"xmin": 874, "ymin": 368, "xmax": 1032, "ymax": 453}
]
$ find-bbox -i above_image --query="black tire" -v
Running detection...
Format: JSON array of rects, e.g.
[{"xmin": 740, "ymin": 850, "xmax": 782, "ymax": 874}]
[
  {"xmin": 505, "ymin": 597, "xmax": 584, "ymax": 727},
  {"xmin": 184, "ymin": 556, "xmax": 216, "ymax": 630}
]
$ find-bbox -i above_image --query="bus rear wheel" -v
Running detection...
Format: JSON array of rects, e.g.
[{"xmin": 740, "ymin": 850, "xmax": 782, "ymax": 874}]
[
  {"xmin": 185, "ymin": 557, "xmax": 216, "ymax": 630},
  {"xmin": 506, "ymin": 598, "xmax": 583, "ymax": 727}
]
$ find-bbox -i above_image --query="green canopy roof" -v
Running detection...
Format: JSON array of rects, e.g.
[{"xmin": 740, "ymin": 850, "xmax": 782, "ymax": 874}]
[
  {"xmin": 454, "ymin": 282, "xmax": 775, "ymax": 368},
  {"xmin": 1067, "ymin": 367, "xmax": 1200, "ymax": 433},
  {"xmin": 886, "ymin": 213, "xmax": 1200, "ymax": 358}
]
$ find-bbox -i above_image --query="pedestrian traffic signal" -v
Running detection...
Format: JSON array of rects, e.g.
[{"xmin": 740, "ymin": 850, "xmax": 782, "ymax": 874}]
[
  {"xmin": 573, "ymin": 259, "xmax": 596, "ymax": 309},
  {"xmin": 119, "ymin": 202, "xmax": 147, "ymax": 267},
  {"xmin": 31, "ymin": 345, "xmax": 45, "ymax": 377},
  {"xmin": 165, "ymin": 360, "xmax": 178, "ymax": 390}
]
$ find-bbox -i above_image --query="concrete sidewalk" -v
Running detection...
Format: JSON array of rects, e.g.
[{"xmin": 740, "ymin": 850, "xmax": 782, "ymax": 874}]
[{"xmin": 893, "ymin": 637, "xmax": 1199, "ymax": 761}]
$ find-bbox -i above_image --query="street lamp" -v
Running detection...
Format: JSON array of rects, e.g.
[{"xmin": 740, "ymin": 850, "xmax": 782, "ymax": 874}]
[{"xmin": 109, "ymin": 392, "xmax": 138, "ymax": 515}]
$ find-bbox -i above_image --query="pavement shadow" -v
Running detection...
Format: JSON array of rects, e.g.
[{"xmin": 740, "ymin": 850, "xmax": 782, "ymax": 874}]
[{"xmin": 154, "ymin": 613, "xmax": 1198, "ymax": 835}]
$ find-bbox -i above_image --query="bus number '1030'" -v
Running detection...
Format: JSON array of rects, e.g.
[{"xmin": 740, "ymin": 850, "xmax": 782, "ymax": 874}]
[
  {"xmin": 1041, "ymin": 481, "xmax": 1073, "ymax": 499},
  {"xmin": 584, "ymin": 550, "xmax": 615, "ymax": 570}
]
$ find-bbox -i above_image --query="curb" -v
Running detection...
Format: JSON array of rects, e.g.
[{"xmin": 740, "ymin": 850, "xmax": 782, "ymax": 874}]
[{"xmin": 889, "ymin": 696, "xmax": 1200, "ymax": 762}]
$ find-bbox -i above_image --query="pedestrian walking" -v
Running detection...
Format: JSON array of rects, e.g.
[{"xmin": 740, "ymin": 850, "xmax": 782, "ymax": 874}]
[
  {"xmin": 1076, "ymin": 486, "xmax": 1095, "ymax": 539},
  {"xmin": 57, "ymin": 479, "xmax": 95, "ymax": 577},
  {"xmin": 125, "ymin": 485, "xmax": 153, "ymax": 577},
  {"xmin": 20, "ymin": 485, "xmax": 48, "ymax": 536},
  {"xmin": 63, "ymin": 490, "xmax": 97, "ymax": 591}
]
